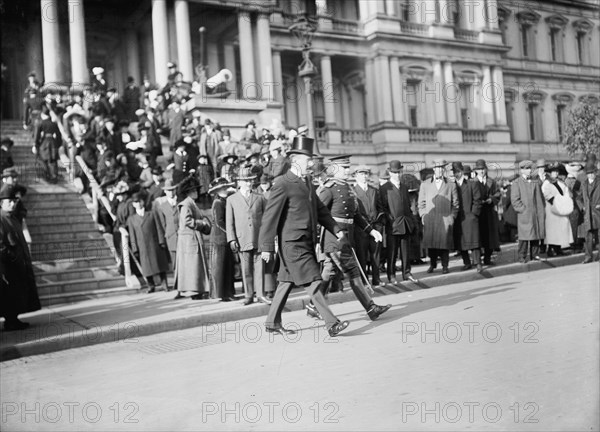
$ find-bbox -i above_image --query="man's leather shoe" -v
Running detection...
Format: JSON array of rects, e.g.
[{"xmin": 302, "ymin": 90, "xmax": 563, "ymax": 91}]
[
  {"xmin": 257, "ymin": 296, "xmax": 272, "ymax": 305},
  {"xmin": 306, "ymin": 303, "xmax": 323, "ymax": 320},
  {"xmin": 476, "ymin": 264, "xmax": 483, "ymax": 273},
  {"xmin": 328, "ymin": 320, "xmax": 350, "ymax": 337},
  {"xmin": 265, "ymin": 326, "xmax": 296, "ymax": 336},
  {"xmin": 461, "ymin": 264, "xmax": 472, "ymax": 271},
  {"xmin": 367, "ymin": 303, "xmax": 392, "ymax": 321},
  {"xmin": 426, "ymin": 266, "xmax": 435, "ymax": 274},
  {"xmin": 243, "ymin": 297, "xmax": 254, "ymax": 306},
  {"xmin": 146, "ymin": 287, "xmax": 156, "ymax": 294},
  {"xmin": 442, "ymin": 267, "xmax": 449, "ymax": 274},
  {"xmin": 403, "ymin": 273, "xmax": 419, "ymax": 283},
  {"xmin": 582, "ymin": 257, "xmax": 593, "ymax": 264},
  {"xmin": 190, "ymin": 294, "xmax": 204, "ymax": 300}
]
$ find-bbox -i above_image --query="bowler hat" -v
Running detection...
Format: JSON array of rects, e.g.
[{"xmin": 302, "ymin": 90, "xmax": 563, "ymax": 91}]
[
  {"xmin": 288, "ymin": 136, "xmax": 316, "ymax": 157},
  {"xmin": 388, "ymin": 160, "xmax": 403, "ymax": 173},
  {"xmin": 237, "ymin": 166, "xmax": 257, "ymax": 181},
  {"xmin": 380, "ymin": 170, "xmax": 390, "ymax": 180},
  {"xmin": 208, "ymin": 177, "xmax": 234, "ymax": 194},
  {"xmin": 451, "ymin": 162, "xmax": 464, "ymax": 173},
  {"xmin": 474, "ymin": 159, "xmax": 487, "ymax": 170}
]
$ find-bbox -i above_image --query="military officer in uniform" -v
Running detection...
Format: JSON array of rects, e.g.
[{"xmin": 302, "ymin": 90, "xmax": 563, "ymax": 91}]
[{"xmin": 305, "ymin": 154, "xmax": 391, "ymax": 322}]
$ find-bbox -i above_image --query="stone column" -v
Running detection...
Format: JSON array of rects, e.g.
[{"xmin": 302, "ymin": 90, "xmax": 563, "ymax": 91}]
[
  {"xmin": 125, "ymin": 30, "xmax": 140, "ymax": 82},
  {"xmin": 389, "ymin": 57, "xmax": 406, "ymax": 124},
  {"xmin": 271, "ymin": 50, "xmax": 283, "ymax": 103},
  {"xmin": 364, "ymin": 58, "xmax": 377, "ymax": 125},
  {"xmin": 443, "ymin": 62, "xmax": 458, "ymax": 125},
  {"xmin": 438, "ymin": 0, "xmax": 453, "ymax": 25},
  {"xmin": 473, "ymin": 0, "xmax": 487, "ymax": 30},
  {"xmin": 256, "ymin": 13, "xmax": 274, "ymax": 101},
  {"xmin": 486, "ymin": 0, "xmax": 499, "ymax": 30},
  {"xmin": 238, "ymin": 10, "xmax": 256, "ymax": 99},
  {"xmin": 375, "ymin": 55, "xmax": 394, "ymax": 123},
  {"xmin": 151, "ymin": 0, "xmax": 169, "ymax": 86},
  {"xmin": 458, "ymin": 0, "xmax": 475, "ymax": 30},
  {"xmin": 41, "ymin": 0, "xmax": 62, "ymax": 83},
  {"xmin": 174, "ymin": 0, "xmax": 193, "ymax": 81},
  {"xmin": 320, "ymin": 55, "xmax": 336, "ymax": 126},
  {"xmin": 223, "ymin": 43, "xmax": 238, "ymax": 95},
  {"xmin": 491, "ymin": 66, "xmax": 507, "ymax": 126},
  {"xmin": 68, "ymin": 0, "xmax": 88, "ymax": 84},
  {"xmin": 432, "ymin": 60, "xmax": 446, "ymax": 125},
  {"xmin": 481, "ymin": 65, "xmax": 495, "ymax": 126}
]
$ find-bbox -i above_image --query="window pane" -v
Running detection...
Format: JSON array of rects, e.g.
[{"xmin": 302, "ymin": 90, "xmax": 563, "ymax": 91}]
[
  {"xmin": 528, "ymin": 103, "xmax": 536, "ymax": 141},
  {"xmin": 521, "ymin": 24, "xmax": 529, "ymax": 57}
]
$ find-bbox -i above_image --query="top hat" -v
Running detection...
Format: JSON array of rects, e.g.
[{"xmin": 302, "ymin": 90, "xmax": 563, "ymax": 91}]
[
  {"xmin": 92, "ymin": 67, "xmax": 104, "ymax": 75},
  {"xmin": 288, "ymin": 136, "xmax": 316, "ymax": 157},
  {"xmin": 474, "ymin": 159, "xmax": 487, "ymax": 170},
  {"xmin": 237, "ymin": 166, "xmax": 257, "ymax": 181},
  {"xmin": 2, "ymin": 168, "xmax": 19, "ymax": 178},
  {"xmin": 354, "ymin": 165, "xmax": 371, "ymax": 174},
  {"xmin": 208, "ymin": 177, "xmax": 234, "ymax": 194},
  {"xmin": 451, "ymin": 162, "xmax": 464, "ymax": 173},
  {"xmin": 328, "ymin": 154, "xmax": 352, "ymax": 167},
  {"xmin": 519, "ymin": 160, "xmax": 534, "ymax": 169},
  {"xmin": 388, "ymin": 160, "xmax": 403, "ymax": 173}
]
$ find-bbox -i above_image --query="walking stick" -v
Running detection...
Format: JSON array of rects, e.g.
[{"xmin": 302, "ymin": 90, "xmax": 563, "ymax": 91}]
[{"xmin": 350, "ymin": 246, "xmax": 374, "ymax": 295}]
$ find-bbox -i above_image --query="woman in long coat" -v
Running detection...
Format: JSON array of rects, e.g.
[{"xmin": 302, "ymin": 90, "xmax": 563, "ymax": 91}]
[
  {"xmin": 128, "ymin": 191, "xmax": 170, "ymax": 292},
  {"xmin": 0, "ymin": 186, "xmax": 41, "ymax": 330},
  {"xmin": 542, "ymin": 164, "xmax": 573, "ymax": 255},
  {"xmin": 173, "ymin": 177, "xmax": 212, "ymax": 300},
  {"xmin": 418, "ymin": 161, "xmax": 459, "ymax": 272}
]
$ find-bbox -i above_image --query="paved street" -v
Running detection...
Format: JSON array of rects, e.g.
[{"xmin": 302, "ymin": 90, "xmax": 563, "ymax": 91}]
[{"xmin": 1, "ymin": 264, "xmax": 598, "ymax": 431}]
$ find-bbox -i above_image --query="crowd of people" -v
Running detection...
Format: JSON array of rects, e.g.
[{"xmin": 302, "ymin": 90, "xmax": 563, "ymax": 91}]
[{"xmin": 1, "ymin": 61, "xmax": 600, "ymax": 333}]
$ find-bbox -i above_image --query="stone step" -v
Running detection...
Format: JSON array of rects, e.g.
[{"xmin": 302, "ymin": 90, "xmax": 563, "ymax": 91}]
[
  {"xmin": 26, "ymin": 206, "xmax": 91, "ymax": 217},
  {"xmin": 35, "ymin": 266, "xmax": 121, "ymax": 285},
  {"xmin": 27, "ymin": 213, "xmax": 94, "ymax": 225},
  {"xmin": 39, "ymin": 286, "xmax": 142, "ymax": 307},
  {"xmin": 25, "ymin": 192, "xmax": 83, "ymax": 202},
  {"xmin": 37, "ymin": 277, "xmax": 128, "ymax": 296},
  {"xmin": 30, "ymin": 240, "xmax": 111, "ymax": 261},
  {"xmin": 24, "ymin": 196, "xmax": 84, "ymax": 208},
  {"xmin": 33, "ymin": 256, "xmax": 117, "ymax": 273},
  {"xmin": 28, "ymin": 221, "xmax": 98, "ymax": 234},
  {"xmin": 31, "ymin": 230, "xmax": 104, "ymax": 242}
]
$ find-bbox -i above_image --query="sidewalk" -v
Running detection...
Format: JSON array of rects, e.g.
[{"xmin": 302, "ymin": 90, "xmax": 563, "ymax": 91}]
[{"xmin": 1, "ymin": 243, "xmax": 596, "ymax": 361}]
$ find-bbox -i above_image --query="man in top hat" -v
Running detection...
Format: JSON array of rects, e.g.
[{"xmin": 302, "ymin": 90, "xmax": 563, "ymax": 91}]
[
  {"xmin": 153, "ymin": 178, "xmax": 180, "ymax": 269},
  {"xmin": 452, "ymin": 162, "xmax": 483, "ymax": 272},
  {"xmin": 307, "ymin": 154, "xmax": 390, "ymax": 321},
  {"xmin": 259, "ymin": 136, "xmax": 351, "ymax": 337},
  {"xmin": 511, "ymin": 160, "xmax": 546, "ymax": 263},
  {"xmin": 473, "ymin": 159, "xmax": 501, "ymax": 265},
  {"xmin": 353, "ymin": 164, "xmax": 385, "ymax": 287},
  {"xmin": 577, "ymin": 162, "xmax": 600, "ymax": 263},
  {"xmin": 226, "ymin": 166, "xmax": 271, "ymax": 305},
  {"xmin": 418, "ymin": 160, "xmax": 459, "ymax": 274},
  {"xmin": 380, "ymin": 160, "xmax": 419, "ymax": 283}
]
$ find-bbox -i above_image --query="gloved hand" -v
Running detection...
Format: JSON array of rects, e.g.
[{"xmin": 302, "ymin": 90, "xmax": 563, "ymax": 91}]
[{"xmin": 229, "ymin": 241, "xmax": 240, "ymax": 253}]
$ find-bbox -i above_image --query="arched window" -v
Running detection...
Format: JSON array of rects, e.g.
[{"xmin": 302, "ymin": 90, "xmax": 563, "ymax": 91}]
[
  {"xmin": 516, "ymin": 11, "xmax": 541, "ymax": 59},
  {"xmin": 552, "ymin": 92, "xmax": 575, "ymax": 142},
  {"xmin": 573, "ymin": 19, "xmax": 594, "ymax": 65},
  {"xmin": 545, "ymin": 15, "xmax": 568, "ymax": 62},
  {"xmin": 522, "ymin": 90, "xmax": 547, "ymax": 142}
]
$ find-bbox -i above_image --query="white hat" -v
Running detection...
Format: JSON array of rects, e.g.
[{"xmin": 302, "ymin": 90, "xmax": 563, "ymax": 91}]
[{"xmin": 92, "ymin": 67, "xmax": 104, "ymax": 76}]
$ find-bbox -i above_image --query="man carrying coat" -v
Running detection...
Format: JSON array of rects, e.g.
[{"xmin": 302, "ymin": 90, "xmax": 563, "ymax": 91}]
[
  {"xmin": 452, "ymin": 162, "xmax": 483, "ymax": 272},
  {"xmin": 226, "ymin": 166, "xmax": 271, "ymax": 305},
  {"xmin": 577, "ymin": 162, "xmax": 600, "ymax": 263},
  {"xmin": 418, "ymin": 160, "xmax": 459, "ymax": 274},
  {"xmin": 258, "ymin": 137, "xmax": 350, "ymax": 337},
  {"xmin": 510, "ymin": 160, "xmax": 546, "ymax": 263}
]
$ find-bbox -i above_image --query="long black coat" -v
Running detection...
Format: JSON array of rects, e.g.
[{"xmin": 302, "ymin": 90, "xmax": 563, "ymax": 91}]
[
  {"xmin": 453, "ymin": 179, "xmax": 482, "ymax": 250},
  {"xmin": 127, "ymin": 210, "xmax": 169, "ymax": 277},
  {"xmin": 477, "ymin": 177, "xmax": 501, "ymax": 250},
  {"xmin": 258, "ymin": 171, "xmax": 340, "ymax": 285},
  {"xmin": 380, "ymin": 181, "xmax": 415, "ymax": 235},
  {"xmin": 0, "ymin": 211, "xmax": 40, "ymax": 318},
  {"xmin": 578, "ymin": 177, "xmax": 600, "ymax": 232}
]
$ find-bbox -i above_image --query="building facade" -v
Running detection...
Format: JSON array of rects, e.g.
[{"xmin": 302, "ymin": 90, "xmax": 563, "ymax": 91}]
[{"xmin": 1, "ymin": 0, "xmax": 599, "ymax": 174}]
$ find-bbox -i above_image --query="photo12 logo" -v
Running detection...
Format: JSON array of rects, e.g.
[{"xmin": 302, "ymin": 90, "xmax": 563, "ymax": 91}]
[
  {"xmin": 401, "ymin": 401, "xmax": 539, "ymax": 424},
  {"xmin": 1, "ymin": 402, "xmax": 139, "ymax": 424},
  {"xmin": 401, "ymin": 321, "xmax": 540, "ymax": 344},
  {"xmin": 201, "ymin": 401, "xmax": 340, "ymax": 424}
]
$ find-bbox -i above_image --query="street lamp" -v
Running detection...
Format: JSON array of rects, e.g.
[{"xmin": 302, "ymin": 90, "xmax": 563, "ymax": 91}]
[{"xmin": 289, "ymin": 11, "xmax": 320, "ymax": 155}]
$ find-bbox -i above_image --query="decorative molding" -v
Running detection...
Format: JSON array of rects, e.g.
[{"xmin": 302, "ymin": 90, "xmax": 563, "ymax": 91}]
[
  {"xmin": 551, "ymin": 92, "xmax": 576, "ymax": 105},
  {"xmin": 516, "ymin": 10, "xmax": 541, "ymax": 26},
  {"xmin": 342, "ymin": 70, "xmax": 365, "ymax": 91},
  {"xmin": 572, "ymin": 18, "xmax": 594, "ymax": 33},
  {"xmin": 579, "ymin": 94, "xmax": 599, "ymax": 104},
  {"xmin": 522, "ymin": 90, "xmax": 547, "ymax": 104},
  {"xmin": 497, "ymin": 5, "xmax": 512, "ymax": 22},
  {"xmin": 545, "ymin": 14, "xmax": 569, "ymax": 30},
  {"xmin": 454, "ymin": 69, "xmax": 482, "ymax": 84},
  {"xmin": 402, "ymin": 65, "xmax": 431, "ymax": 81}
]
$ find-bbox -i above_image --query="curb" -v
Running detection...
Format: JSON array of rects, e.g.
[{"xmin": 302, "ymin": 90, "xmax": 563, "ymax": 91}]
[{"xmin": 0, "ymin": 253, "xmax": 596, "ymax": 361}]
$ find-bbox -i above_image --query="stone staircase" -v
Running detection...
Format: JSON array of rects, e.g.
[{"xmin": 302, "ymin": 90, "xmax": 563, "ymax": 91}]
[{"xmin": 1, "ymin": 119, "xmax": 140, "ymax": 305}]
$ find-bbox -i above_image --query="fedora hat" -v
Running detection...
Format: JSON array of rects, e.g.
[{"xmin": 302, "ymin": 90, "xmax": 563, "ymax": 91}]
[
  {"xmin": 474, "ymin": 159, "xmax": 487, "ymax": 170},
  {"xmin": 451, "ymin": 161, "xmax": 464, "ymax": 173},
  {"xmin": 288, "ymin": 136, "xmax": 316, "ymax": 157},
  {"xmin": 237, "ymin": 166, "xmax": 257, "ymax": 181},
  {"xmin": 163, "ymin": 178, "xmax": 178, "ymax": 191},
  {"xmin": 388, "ymin": 160, "xmax": 403, "ymax": 173},
  {"xmin": 432, "ymin": 159, "xmax": 448, "ymax": 168},
  {"xmin": 208, "ymin": 177, "xmax": 234, "ymax": 194},
  {"xmin": 585, "ymin": 161, "xmax": 598, "ymax": 174}
]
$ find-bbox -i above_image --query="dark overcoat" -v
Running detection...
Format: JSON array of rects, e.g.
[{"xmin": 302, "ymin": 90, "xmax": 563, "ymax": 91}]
[
  {"xmin": 127, "ymin": 210, "xmax": 169, "ymax": 277},
  {"xmin": 380, "ymin": 181, "xmax": 414, "ymax": 235},
  {"xmin": 0, "ymin": 211, "xmax": 41, "ymax": 318},
  {"xmin": 453, "ymin": 179, "xmax": 482, "ymax": 250},
  {"xmin": 35, "ymin": 118, "xmax": 60, "ymax": 162},
  {"xmin": 577, "ymin": 177, "xmax": 600, "ymax": 232},
  {"xmin": 174, "ymin": 197, "xmax": 211, "ymax": 293},
  {"xmin": 510, "ymin": 176, "xmax": 545, "ymax": 241},
  {"xmin": 153, "ymin": 197, "xmax": 179, "ymax": 252},
  {"xmin": 258, "ymin": 171, "xmax": 340, "ymax": 285},
  {"xmin": 418, "ymin": 178, "xmax": 459, "ymax": 250},
  {"xmin": 210, "ymin": 195, "xmax": 235, "ymax": 299},
  {"xmin": 477, "ymin": 177, "xmax": 501, "ymax": 250}
]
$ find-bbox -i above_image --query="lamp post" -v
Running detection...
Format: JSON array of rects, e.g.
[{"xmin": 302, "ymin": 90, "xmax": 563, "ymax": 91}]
[{"xmin": 289, "ymin": 13, "xmax": 320, "ymax": 155}]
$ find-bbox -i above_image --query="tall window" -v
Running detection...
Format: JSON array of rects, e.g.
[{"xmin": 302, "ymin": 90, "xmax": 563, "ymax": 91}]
[
  {"xmin": 576, "ymin": 32, "xmax": 586, "ymax": 64},
  {"xmin": 516, "ymin": 11, "xmax": 540, "ymax": 59},
  {"xmin": 459, "ymin": 85, "xmax": 471, "ymax": 129},
  {"xmin": 573, "ymin": 20, "xmax": 593, "ymax": 65},
  {"xmin": 550, "ymin": 29, "xmax": 558, "ymax": 61},
  {"xmin": 527, "ymin": 103, "xmax": 537, "ymax": 141},
  {"xmin": 521, "ymin": 24, "xmax": 530, "ymax": 58},
  {"xmin": 407, "ymin": 83, "xmax": 418, "ymax": 127},
  {"xmin": 556, "ymin": 105, "xmax": 565, "ymax": 141}
]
